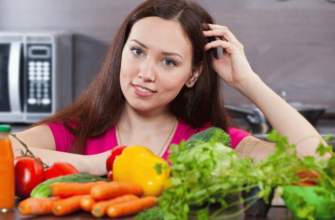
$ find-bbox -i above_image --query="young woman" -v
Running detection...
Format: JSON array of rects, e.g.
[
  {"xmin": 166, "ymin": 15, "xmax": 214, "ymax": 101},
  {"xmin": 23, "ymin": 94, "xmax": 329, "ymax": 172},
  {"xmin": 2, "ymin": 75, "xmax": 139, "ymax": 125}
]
[{"xmin": 10, "ymin": 0, "xmax": 329, "ymax": 176}]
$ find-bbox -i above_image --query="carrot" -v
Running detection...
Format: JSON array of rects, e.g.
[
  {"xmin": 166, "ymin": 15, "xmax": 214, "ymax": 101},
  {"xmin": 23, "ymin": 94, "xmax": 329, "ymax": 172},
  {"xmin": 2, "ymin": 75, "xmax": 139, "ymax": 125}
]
[
  {"xmin": 52, "ymin": 195, "xmax": 85, "ymax": 216},
  {"xmin": 50, "ymin": 181, "xmax": 108, "ymax": 197},
  {"xmin": 80, "ymin": 195, "xmax": 96, "ymax": 212},
  {"xmin": 91, "ymin": 194, "xmax": 139, "ymax": 217},
  {"xmin": 18, "ymin": 197, "xmax": 60, "ymax": 215},
  {"xmin": 106, "ymin": 196, "xmax": 157, "ymax": 217},
  {"xmin": 91, "ymin": 181, "xmax": 143, "ymax": 200}
]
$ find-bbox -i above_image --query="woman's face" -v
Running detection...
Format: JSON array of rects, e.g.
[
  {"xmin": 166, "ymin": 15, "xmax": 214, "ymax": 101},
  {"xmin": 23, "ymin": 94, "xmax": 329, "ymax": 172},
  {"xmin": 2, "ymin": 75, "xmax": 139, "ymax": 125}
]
[{"xmin": 120, "ymin": 16, "xmax": 196, "ymax": 114}]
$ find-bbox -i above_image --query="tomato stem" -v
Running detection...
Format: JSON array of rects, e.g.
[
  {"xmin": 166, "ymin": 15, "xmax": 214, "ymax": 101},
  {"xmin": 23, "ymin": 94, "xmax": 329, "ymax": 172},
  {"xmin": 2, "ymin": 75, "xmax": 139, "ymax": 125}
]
[{"xmin": 11, "ymin": 134, "xmax": 49, "ymax": 169}]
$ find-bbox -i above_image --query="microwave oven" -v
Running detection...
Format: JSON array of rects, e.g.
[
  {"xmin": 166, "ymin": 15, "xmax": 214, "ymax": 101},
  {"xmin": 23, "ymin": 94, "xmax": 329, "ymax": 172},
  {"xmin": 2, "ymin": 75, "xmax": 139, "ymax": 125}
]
[{"xmin": 0, "ymin": 32, "xmax": 72, "ymax": 123}]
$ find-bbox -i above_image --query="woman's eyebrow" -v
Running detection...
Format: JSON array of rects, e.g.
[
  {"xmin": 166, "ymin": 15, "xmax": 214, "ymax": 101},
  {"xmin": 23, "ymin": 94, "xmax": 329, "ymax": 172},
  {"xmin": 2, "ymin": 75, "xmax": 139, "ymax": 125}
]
[
  {"xmin": 130, "ymin": 39, "xmax": 183, "ymax": 60},
  {"xmin": 162, "ymin": 51, "xmax": 183, "ymax": 60},
  {"xmin": 131, "ymin": 39, "xmax": 148, "ymax": 49}
]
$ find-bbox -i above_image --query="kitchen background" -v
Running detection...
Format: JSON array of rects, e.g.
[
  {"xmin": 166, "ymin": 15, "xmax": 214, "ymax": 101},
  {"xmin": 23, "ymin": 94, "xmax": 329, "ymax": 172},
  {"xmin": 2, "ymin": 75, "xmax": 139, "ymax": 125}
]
[{"xmin": 1, "ymin": 0, "xmax": 335, "ymax": 142}]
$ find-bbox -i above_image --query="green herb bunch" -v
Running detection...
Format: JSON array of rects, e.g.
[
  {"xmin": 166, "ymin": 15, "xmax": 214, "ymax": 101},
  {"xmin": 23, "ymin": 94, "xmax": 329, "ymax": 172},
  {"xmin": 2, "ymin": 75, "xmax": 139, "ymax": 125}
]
[{"xmin": 135, "ymin": 128, "xmax": 334, "ymax": 220}]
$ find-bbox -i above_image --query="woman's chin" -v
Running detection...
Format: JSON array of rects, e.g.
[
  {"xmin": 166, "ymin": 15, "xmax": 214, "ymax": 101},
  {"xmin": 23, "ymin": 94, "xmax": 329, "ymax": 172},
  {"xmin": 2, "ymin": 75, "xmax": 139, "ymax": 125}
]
[{"xmin": 126, "ymin": 102, "xmax": 170, "ymax": 115}]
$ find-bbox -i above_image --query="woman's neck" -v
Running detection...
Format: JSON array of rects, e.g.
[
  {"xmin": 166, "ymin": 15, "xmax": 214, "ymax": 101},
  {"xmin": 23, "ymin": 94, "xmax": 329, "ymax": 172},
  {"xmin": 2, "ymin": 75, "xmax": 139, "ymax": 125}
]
[
  {"xmin": 118, "ymin": 102, "xmax": 177, "ymax": 132},
  {"xmin": 116, "ymin": 102, "xmax": 178, "ymax": 156}
]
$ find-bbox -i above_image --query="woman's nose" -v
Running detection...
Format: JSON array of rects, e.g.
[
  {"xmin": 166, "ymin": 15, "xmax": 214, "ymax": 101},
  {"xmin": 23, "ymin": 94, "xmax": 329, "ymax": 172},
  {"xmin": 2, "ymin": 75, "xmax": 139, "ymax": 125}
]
[{"xmin": 138, "ymin": 58, "xmax": 156, "ymax": 82}]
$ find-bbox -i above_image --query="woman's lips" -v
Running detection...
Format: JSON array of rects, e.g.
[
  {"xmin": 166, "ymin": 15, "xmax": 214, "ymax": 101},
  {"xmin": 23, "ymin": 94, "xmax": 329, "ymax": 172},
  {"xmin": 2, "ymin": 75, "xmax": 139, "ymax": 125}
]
[{"xmin": 132, "ymin": 84, "xmax": 156, "ymax": 97}]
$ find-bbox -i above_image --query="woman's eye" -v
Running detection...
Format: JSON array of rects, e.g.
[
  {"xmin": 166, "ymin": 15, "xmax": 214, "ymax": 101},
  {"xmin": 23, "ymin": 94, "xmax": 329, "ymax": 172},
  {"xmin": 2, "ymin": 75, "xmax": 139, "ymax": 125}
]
[
  {"xmin": 163, "ymin": 59, "xmax": 176, "ymax": 67},
  {"xmin": 131, "ymin": 48, "xmax": 143, "ymax": 56}
]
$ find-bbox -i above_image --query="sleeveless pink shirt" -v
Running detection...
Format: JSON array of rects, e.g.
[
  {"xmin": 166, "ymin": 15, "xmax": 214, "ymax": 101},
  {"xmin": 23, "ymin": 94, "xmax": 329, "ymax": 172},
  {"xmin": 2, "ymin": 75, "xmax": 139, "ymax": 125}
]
[{"xmin": 48, "ymin": 119, "xmax": 250, "ymax": 160}]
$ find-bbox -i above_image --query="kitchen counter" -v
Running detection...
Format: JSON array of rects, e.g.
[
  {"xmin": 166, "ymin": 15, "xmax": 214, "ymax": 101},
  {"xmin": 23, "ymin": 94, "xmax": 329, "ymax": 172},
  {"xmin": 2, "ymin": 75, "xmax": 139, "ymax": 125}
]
[{"xmin": 1, "ymin": 198, "xmax": 294, "ymax": 220}]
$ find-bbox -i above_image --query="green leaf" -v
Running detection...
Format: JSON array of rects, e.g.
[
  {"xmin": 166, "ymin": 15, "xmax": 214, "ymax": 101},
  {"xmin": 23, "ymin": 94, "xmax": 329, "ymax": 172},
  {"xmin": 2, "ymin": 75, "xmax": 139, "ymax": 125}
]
[
  {"xmin": 134, "ymin": 206, "xmax": 165, "ymax": 220},
  {"xmin": 324, "ymin": 133, "xmax": 333, "ymax": 142},
  {"xmin": 170, "ymin": 177, "xmax": 182, "ymax": 185},
  {"xmin": 169, "ymin": 144, "xmax": 179, "ymax": 154},
  {"xmin": 179, "ymin": 141, "xmax": 186, "ymax": 151},
  {"xmin": 196, "ymin": 207, "xmax": 209, "ymax": 220},
  {"xmin": 316, "ymin": 141, "xmax": 333, "ymax": 156},
  {"xmin": 220, "ymin": 200, "xmax": 229, "ymax": 209},
  {"xmin": 267, "ymin": 130, "xmax": 280, "ymax": 142},
  {"xmin": 303, "ymin": 156, "xmax": 316, "ymax": 168},
  {"xmin": 292, "ymin": 193, "xmax": 316, "ymax": 220}
]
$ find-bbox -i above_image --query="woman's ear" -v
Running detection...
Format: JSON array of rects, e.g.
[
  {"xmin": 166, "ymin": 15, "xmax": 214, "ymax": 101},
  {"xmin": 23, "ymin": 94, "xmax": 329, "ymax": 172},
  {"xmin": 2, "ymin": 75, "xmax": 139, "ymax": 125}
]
[{"xmin": 185, "ymin": 63, "xmax": 203, "ymax": 88}]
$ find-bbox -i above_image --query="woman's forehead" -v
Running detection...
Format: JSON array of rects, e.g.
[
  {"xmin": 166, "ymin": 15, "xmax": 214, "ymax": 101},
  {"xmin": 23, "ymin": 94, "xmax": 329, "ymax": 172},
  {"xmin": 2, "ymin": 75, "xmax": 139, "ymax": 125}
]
[{"xmin": 128, "ymin": 17, "xmax": 192, "ymax": 57}]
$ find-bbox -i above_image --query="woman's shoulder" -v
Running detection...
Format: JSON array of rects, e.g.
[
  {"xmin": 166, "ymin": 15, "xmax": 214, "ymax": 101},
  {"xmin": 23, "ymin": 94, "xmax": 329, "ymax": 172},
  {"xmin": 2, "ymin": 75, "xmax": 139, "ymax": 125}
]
[
  {"xmin": 48, "ymin": 122, "xmax": 118, "ymax": 155},
  {"xmin": 48, "ymin": 122, "xmax": 73, "ymax": 152}
]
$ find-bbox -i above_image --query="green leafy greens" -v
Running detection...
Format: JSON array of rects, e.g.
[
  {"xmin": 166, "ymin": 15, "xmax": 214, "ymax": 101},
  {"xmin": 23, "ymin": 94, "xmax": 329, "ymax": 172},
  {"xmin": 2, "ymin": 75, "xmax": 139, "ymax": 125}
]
[{"xmin": 135, "ymin": 128, "xmax": 334, "ymax": 220}]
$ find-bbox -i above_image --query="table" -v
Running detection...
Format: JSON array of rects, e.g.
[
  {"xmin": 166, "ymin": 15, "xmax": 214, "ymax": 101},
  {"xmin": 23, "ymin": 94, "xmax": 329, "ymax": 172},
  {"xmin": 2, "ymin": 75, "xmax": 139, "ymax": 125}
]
[{"xmin": 1, "ymin": 201, "xmax": 295, "ymax": 220}]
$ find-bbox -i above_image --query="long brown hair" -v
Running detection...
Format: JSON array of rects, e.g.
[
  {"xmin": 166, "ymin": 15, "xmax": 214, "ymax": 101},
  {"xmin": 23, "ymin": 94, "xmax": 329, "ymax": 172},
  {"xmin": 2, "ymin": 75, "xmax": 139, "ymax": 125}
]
[{"xmin": 36, "ymin": 0, "xmax": 231, "ymax": 154}]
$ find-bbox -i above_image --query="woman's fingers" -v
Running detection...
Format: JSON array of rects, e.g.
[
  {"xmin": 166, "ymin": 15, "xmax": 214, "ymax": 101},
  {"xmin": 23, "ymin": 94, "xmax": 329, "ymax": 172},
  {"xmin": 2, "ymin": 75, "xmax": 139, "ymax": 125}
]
[
  {"xmin": 202, "ymin": 23, "xmax": 227, "ymax": 31},
  {"xmin": 203, "ymin": 29, "xmax": 228, "ymax": 41},
  {"xmin": 204, "ymin": 40, "xmax": 239, "ymax": 55},
  {"xmin": 203, "ymin": 28, "xmax": 237, "ymax": 43},
  {"xmin": 203, "ymin": 24, "xmax": 243, "ymax": 49}
]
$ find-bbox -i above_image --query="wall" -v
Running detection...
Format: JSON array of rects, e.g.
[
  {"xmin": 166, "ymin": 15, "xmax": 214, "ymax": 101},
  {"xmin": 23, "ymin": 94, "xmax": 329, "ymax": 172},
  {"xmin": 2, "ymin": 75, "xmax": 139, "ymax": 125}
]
[{"xmin": 1, "ymin": 0, "xmax": 335, "ymax": 113}]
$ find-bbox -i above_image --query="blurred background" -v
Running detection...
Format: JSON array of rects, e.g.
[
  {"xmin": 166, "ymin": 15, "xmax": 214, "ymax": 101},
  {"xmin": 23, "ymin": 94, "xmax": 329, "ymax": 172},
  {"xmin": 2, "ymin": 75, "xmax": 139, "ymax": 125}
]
[{"xmin": 0, "ymin": 0, "xmax": 334, "ymax": 140}]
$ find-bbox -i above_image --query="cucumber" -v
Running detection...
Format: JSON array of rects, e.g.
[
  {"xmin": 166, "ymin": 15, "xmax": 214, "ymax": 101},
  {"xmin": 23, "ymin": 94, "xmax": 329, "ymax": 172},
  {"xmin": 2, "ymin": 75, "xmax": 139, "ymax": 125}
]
[{"xmin": 30, "ymin": 174, "xmax": 110, "ymax": 198}]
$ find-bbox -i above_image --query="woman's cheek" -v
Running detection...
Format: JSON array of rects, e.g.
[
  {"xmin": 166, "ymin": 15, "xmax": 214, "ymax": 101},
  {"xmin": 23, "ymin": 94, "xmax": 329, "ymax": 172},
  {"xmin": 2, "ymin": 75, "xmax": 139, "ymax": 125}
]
[{"xmin": 121, "ymin": 60, "xmax": 139, "ymax": 79}]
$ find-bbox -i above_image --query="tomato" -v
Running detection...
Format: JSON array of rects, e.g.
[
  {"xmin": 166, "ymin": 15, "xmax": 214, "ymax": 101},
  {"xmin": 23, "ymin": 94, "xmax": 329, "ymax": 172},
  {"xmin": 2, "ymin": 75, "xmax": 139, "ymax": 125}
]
[
  {"xmin": 15, "ymin": 155, "xmax": 42, "ymax": 165},
  {"xmin": 292, "ymin": 169, "xmax": 320, "ymax": 186},
  {"xmin": 292, "ymin": 180, "xmax": 317, "ymax": 186},
  {"xmin": 297, "ymin": 169, "xmax": 319, "ymax": 180},
  {"xmin": 107, "ymin": 170, "xmax": 114, "ymax": 181},
  {"xmin": 106, "ymin": 145, "xmax": 127, "ymax": 174},
  {"xmin": 44, "ymin": 162, "xmax": 79, "ymax": 180},
  {"xmin": 15, "ymin": 158, "xmax": 44, "ymax": 198}
]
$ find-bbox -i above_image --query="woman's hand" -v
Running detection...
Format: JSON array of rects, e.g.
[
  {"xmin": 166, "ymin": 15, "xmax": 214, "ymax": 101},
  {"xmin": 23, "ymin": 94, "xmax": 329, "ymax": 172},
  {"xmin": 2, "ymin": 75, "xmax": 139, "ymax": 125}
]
[{"xmin": 203, "ymin": 24, "xmax": 256, "ymax": 90}]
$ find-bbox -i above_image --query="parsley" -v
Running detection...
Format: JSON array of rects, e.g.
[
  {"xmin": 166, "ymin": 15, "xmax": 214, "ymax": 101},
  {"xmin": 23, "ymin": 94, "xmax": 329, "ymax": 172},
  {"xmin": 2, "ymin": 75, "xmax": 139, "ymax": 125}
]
[{"xmin": 135, "ymin": 129, "xmax": 335, "ymax": 220}]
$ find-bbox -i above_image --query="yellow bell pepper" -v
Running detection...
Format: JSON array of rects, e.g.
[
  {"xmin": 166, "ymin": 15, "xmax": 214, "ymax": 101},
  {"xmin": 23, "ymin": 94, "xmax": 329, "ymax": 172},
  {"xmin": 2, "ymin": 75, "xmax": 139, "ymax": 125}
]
[{"xmin": 113, "ymin": 145, "xmax": 171, "ymax": 197}]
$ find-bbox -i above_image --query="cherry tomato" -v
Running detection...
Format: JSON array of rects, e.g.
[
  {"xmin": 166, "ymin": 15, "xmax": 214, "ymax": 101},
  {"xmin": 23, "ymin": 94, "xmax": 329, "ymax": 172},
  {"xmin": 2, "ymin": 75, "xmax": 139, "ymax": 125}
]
[
  {"xmin": 15, "ymin": 158, "xmax": 44, "ymax": 198},
  {"xmin": 106, "ymin": 145, "xmax": 127, "ymax": 178},
  {"xmin": 44, "ymin": 162, "xmax": 79, "ymax": 180}
]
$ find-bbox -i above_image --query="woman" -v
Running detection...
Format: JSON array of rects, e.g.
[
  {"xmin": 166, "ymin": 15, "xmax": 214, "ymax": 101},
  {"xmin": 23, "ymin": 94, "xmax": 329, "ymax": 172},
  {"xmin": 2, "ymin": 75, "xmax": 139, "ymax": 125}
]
[{"xmin": 10, "ymin": 0, "xmax": 329, "ymax": 176}]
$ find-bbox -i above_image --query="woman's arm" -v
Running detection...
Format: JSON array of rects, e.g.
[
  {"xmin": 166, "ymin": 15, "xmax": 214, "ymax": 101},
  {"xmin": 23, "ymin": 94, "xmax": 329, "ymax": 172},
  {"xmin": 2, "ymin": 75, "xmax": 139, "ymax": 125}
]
[
  {"xmin": 9, "ymin": 125, "xmax": 110, "ymax": 176},
  {"xmin": 236, "ymin": 74, "xmax": 329, "ymax": 158},
  {"xmin": 203, "ymin": 24, "xmax": 330, "ymax": 159},
  {"xmin": 235, "ymin": 136, "xmax": 275, "ymax": 163}
]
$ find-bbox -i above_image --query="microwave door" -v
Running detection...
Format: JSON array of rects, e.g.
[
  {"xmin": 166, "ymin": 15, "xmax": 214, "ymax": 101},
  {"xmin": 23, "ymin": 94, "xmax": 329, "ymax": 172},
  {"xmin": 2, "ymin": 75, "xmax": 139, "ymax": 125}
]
[
  {"xmin": 8, "ymin": 42, "xmax": 22, "ymax": 114},
  {"xmin": 0, "ymin": 43, "xmax": 11, "ymax": 112}
]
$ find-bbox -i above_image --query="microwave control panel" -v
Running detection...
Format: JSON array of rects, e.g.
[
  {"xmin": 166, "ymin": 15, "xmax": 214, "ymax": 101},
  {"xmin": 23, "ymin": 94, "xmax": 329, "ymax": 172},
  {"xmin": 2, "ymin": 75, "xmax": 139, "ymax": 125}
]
[{"xmin": 26, "ymin": 44, "xmax": 52, "ymax": 113}]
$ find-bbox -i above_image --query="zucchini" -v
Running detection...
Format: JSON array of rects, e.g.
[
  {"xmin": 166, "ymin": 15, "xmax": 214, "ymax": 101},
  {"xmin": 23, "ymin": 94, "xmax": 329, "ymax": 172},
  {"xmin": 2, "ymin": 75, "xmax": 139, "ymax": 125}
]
[{"xmin": 30, "ymin": 174, "xmax": 110, "ymax": 198}]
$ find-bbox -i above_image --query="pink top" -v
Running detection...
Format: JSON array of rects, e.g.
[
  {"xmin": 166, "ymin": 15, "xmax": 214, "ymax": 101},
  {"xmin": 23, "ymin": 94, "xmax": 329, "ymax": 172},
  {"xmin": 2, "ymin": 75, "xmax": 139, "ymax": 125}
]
[{"xmin": 48, "ymin": 119, "xmax": 250, "ymax": 160}]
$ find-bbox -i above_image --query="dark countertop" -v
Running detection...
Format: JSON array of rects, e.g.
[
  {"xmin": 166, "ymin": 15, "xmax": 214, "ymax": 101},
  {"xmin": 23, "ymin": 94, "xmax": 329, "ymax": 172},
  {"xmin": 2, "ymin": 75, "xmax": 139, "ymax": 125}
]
[{"xmin": 1, "ymin": 199, "xmax": 294, "ymax": 220}]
